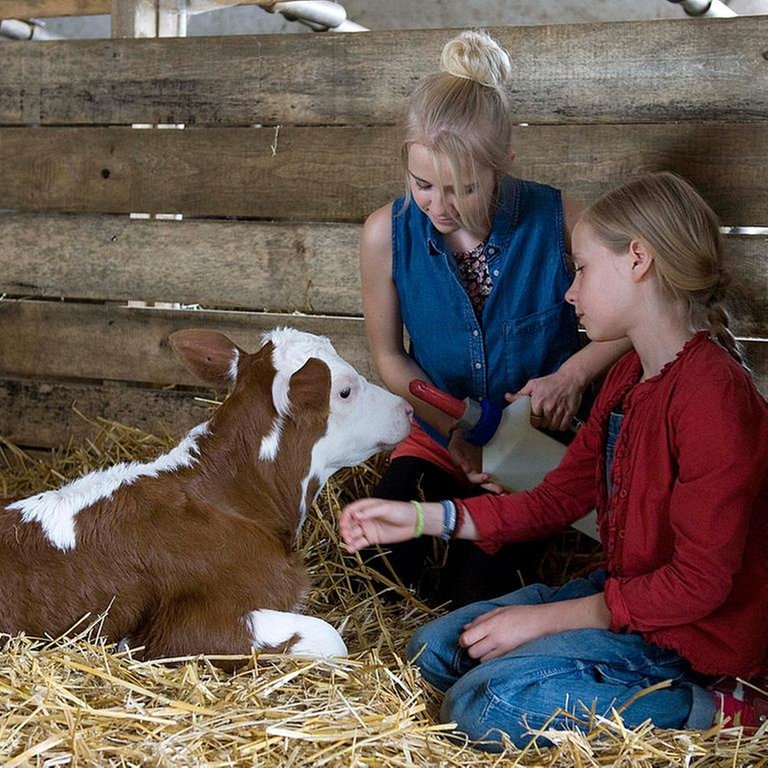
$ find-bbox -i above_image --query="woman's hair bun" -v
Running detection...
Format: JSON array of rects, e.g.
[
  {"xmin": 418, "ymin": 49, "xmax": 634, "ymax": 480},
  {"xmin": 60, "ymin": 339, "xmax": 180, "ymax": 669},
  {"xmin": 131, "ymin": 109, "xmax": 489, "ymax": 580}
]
[{"xmin": 439, "ymin": 29, "xmax": 512, "ymax": 89}]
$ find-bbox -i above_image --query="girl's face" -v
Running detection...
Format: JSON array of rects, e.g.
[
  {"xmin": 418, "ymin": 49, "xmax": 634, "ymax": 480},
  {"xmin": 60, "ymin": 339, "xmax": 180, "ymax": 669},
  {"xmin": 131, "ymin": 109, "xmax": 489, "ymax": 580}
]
[
  {"xmin": 566, "ymin": 221, "xmax": 637, "ymax": 342},
  {"xmin": 407, "ymin": 143, "xmax": 495, "ymax": 235}
]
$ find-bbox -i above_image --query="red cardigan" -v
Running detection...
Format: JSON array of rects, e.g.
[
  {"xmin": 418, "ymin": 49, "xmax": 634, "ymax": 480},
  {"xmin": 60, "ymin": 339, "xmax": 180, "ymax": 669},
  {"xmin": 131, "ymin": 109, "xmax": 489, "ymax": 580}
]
[{"xmin": 464, "ymin": 333, "xmax": 768, "ymax": 677}]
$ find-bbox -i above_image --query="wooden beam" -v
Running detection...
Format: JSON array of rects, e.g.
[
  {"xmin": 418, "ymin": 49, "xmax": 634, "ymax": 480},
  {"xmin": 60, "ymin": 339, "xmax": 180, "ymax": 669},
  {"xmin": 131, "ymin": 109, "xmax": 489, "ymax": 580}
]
[
  {"xmin": 1, "ymin": 216, "xmax": 766, "ymax": 338},
  {"xmin": 2, "ymin": 123, "xmax": 767, "ymax": 225},
  {"xmin": 0, "ymin": 376, "xmax": 213, "ymax": 449},
  {"xmin": 0, "ymin": 216, "xmax": 363, "ymax": 315},
  {"xmin": 1, "ymin": 0, "xmax": 265, "ymax": 18},
  {"xmin": 0, "ymin": 300, "xmax": 375, "ymax": 385},
  {"xmin": 1, "ymin": 0, "xmax": 111, "ymax": 17},
  {"xmin": 1, "ymin": 18, "xmax": 766, "ymax": 126}
]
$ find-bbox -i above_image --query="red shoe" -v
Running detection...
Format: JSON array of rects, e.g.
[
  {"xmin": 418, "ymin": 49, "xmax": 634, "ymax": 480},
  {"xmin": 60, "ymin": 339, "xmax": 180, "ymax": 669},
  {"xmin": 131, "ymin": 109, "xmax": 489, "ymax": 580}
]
[{"xmin": 709, "ymin": 677, "xmax": 768, "ymax": 729}]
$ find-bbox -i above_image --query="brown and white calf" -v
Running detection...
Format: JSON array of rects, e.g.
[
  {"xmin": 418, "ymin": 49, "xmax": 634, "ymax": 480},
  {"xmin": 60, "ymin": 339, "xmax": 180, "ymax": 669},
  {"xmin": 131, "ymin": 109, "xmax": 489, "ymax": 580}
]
[{"xmin": 0, "ymin": 328, "xmax": 411, "ymax": 661}]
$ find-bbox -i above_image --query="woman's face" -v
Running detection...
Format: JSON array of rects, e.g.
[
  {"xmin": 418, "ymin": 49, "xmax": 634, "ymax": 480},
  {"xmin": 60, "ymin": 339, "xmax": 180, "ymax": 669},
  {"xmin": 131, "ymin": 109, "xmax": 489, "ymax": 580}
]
[{"xmin": 407, "ymin": 143, "xmax": 495, "ymax": 235}]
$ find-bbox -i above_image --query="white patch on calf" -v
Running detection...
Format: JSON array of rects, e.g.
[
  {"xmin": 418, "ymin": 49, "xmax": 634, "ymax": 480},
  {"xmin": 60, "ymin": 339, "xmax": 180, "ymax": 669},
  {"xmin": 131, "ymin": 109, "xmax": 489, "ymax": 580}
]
[
  {"xmin": 228, "ymin": 348, "xmax": 240, "ymax": 384},
  {"xmin": 260, "ymin": 327, "xmax": 411, "ymax": 514},
  {"xmin": 259, "ymin": 415, "xmax": 284, "ymax": 461},
  {"xmin": 245, "ymin": 609, "xmax": 347, "ymax": 658},
  {"xmin": 6, "ymin": 422, "xmax": 210, "ymax": 551}
]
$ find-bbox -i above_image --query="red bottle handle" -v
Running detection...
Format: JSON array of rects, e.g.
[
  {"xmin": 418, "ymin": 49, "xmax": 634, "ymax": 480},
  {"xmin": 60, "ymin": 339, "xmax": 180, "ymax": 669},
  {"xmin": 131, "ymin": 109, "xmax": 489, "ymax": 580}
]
[{"xmin": 408, "ymin": 379, "xmax": 466, "ymax": 419}]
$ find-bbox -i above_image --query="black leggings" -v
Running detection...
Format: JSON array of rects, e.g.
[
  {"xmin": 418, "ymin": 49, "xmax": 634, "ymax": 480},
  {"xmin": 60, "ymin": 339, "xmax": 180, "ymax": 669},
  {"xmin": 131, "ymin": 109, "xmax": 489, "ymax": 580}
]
[{"xmin": 363, "ymin": 456, "xmax": 549, "ymax": 608}]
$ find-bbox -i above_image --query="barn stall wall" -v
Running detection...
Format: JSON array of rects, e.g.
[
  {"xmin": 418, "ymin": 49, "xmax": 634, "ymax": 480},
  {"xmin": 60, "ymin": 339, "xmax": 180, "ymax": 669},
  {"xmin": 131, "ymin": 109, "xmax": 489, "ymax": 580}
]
[{"xmin": 0, "ymin": 16, "xmax": 767, "ymax": 451}]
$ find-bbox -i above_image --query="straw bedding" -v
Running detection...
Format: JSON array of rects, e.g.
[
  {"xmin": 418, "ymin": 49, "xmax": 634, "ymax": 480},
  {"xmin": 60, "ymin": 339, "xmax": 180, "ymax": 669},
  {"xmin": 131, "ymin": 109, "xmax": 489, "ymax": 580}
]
[{"xmin": 1, "ymin": 417, "xmax": 766, "ymax": 766}]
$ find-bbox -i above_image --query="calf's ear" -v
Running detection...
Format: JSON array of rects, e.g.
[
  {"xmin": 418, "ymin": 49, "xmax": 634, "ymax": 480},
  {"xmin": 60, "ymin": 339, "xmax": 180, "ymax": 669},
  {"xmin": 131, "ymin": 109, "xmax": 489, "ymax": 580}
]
[
  {"xmin": 287, "ymin": 358, "xmax": 331, "ymax": 415},
  {"xmin": 169, "ymin": 330, "xmax": 243, "ymax": 388}
]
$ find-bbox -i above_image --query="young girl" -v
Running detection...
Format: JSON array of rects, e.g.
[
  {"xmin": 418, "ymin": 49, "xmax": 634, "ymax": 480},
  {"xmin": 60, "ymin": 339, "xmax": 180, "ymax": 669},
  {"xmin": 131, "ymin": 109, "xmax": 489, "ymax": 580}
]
[
  {"xmin": 343, "ymin": 172, "xmax": 768, "ymax": 748},
  {"xmin": 361, "ymin": 29, "xmax": 628, "ymax": 605}
]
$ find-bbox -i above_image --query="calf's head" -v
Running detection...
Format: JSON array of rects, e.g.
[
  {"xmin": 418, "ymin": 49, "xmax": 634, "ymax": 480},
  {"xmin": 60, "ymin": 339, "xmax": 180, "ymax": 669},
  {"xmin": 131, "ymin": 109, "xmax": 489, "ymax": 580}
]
[{"xmin": 170, "ymin": 327, "xmax": 412, "ymax": 491}]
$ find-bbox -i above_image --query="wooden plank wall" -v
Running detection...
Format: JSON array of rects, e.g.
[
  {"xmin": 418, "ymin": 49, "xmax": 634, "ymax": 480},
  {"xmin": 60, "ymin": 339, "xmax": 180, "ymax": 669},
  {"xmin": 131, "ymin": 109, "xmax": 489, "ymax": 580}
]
[{"xmin": 0, "ymin": 17, "xmax": 766, "ymax": 449}]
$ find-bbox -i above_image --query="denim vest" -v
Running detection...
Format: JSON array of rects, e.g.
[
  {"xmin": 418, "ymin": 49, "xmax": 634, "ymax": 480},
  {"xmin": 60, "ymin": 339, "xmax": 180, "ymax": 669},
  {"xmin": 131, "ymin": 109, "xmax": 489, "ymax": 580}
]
[{"xmin": 392, "ymin": 176, "xmax": 581, "ymax": 444}]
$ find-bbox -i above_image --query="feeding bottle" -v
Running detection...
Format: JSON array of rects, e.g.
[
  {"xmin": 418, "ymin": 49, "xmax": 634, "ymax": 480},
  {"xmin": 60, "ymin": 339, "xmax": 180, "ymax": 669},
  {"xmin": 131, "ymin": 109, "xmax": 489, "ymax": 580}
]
[{"xmin": 408, "ymin": 379, "xmax": 567, "ymax": 492}]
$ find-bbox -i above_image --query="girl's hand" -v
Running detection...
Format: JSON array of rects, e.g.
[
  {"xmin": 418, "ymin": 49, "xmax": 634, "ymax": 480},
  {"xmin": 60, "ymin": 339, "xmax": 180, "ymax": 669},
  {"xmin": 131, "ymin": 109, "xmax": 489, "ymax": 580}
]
[
  {"xmin": 459, "ymin": 604, "xmax": 558, "ymax": 662},
  {"xmin": 509, "ymin": 369, "xmax": 583, "ymax": 432},
  {"xmin": 339, "ymin": 498, "xmax": 417, "ymax": 553},
  {"xmin": 460, "ymin": 594, "xmax": 612, "ymax": 662}
]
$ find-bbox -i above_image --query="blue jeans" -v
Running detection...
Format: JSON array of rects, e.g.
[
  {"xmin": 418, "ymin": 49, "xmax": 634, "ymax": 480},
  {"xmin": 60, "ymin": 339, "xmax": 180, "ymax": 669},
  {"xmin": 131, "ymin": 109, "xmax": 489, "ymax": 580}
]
[{"xmin": 406, "ymin": 571, "xmax": 716, "ymax": 750}]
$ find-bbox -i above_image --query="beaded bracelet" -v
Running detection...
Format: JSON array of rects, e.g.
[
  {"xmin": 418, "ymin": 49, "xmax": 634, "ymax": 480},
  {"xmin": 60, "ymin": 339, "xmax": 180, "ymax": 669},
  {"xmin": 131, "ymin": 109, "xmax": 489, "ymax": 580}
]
[
  {"xmin": 410, "ymin": 500, "xmax": 425, "ymax": 538},
  {"xmin": 439, "ymin": 499, "xmax": 457, "ymax": 541}
]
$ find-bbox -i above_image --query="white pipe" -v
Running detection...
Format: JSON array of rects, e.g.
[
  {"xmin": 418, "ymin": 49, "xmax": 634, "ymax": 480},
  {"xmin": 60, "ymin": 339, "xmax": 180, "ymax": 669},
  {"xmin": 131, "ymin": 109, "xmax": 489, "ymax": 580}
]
[
  {"xmin": 274, "ymin": 1, "xmax": 347, "ymax": 27},
  {"xmin": 329, "ymin": 19, "xmax": 367, "ymax": 32},
  {"xmin": 666, "ymin": 0, "xmax": 738, "ymax": 17},
  {"xmin": 271, "ymin": 0, "xmax": 367, "ymax": 31},
  {"xmin": 186, "ymin": 0, "xmax": 366, "ymax": 31},
  {"xmin": 0, "ymin": 18, "xmax": 64, "ymax": 40}
]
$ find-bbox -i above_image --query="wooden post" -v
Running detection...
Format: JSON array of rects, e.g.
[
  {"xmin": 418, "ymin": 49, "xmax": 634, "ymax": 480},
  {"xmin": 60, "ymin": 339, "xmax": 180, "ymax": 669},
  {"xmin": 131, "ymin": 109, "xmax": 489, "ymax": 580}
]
[
  {"xmin": 111, "ymin": 0, "xmax": 188, "ymax": 38},
  {"xmin": 158, "ymin": 0, "xmax": 188, "ymax": 37},
  {"xmin": 112, "ymin": 0, "xmax": 156, "ymax": 37},
  {"xmin": 113, "ymin": 0, "xmax": 187, "ymax": 311}
]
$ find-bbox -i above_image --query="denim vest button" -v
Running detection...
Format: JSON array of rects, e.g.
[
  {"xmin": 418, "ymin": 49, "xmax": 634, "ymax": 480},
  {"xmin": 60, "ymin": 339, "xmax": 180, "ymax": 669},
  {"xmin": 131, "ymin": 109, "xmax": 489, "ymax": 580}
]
[
  {"xmin": 488, "ymin": 246, "xmax": 497, "ymax": 256},
  {"xmin": 472, "ymin": 330, "xmax": 479, "ymax": 337},
  {"xmin": 475, "ymin": 362, "xmax": 482, "ymax": 369},
  {"xmin": 493, "ymin": 269, "xmax": 500, "ymax": 277}
]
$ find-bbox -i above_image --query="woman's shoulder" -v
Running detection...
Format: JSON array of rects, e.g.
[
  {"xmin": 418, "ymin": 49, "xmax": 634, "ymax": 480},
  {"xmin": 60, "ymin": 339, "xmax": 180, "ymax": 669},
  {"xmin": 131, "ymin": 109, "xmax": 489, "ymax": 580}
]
[
  {"xmin": 361, "ymin": 202, "xmax": 395, "ymax": 245},
  {"xmin": 499, "ymin": 176, "xmax": 570, "ymax": 228}
]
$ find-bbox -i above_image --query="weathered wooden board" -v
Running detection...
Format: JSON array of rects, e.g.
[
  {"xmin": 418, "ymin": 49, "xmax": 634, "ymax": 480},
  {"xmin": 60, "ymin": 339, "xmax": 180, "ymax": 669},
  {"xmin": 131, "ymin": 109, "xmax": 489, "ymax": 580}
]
[
  {"xmin": 0, "ymin": 377, "xmax": 213, "ymax": 450},
  {"xmin": 1, "ymin": 0, "xmax": 110, "ymax": 16},
  {"xmin": 0, "ymin": 300, "xmax": 374, "ymax": 385},
  {"xmin": 0, "ymin": 215, "xmax": 362, "ymax": 314},
  {"xmin": 1, "ymin": 216, "xmax": 765, "ymax": 336},
  {"xmin": 2, "ymin": 123, "xmax": 767, "ymax": 224},
  {"xmin": 1, "ymin": 0, "xmax": 268, "ymax": 17},
  {"xmin": 726, "ymin": 236, "xmax": 768, "ymax": 338},
  {"xmin": 1, "ymin": 19, "xmax": 767, "ymax": 126},
  {"xmin": 0, "ymin": 295, "xmax": 765, "ymax": 394}
]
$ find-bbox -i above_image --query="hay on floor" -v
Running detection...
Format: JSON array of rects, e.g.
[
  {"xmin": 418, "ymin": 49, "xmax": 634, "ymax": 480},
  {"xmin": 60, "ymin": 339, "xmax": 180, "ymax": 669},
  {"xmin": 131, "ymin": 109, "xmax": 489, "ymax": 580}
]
[{"xmin": 1, "ymin": 418, "xmax": 766, "ymax": 766}]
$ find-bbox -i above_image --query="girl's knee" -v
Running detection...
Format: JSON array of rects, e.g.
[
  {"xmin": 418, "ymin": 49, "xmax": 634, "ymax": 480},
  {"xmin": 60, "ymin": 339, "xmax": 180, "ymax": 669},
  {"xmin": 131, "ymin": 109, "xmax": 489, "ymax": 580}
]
[
  {"xmin": 407, "ymin": 621, "xmax": 466, "ymax": 692},
  {"xmin": 441, "ymin": 679, "xmax": 531, "ymax": 750},
  {"xmin": 407, "ymin": 623, "xmax": 445, "ymax": 677},
  {"xmin": 405, "ymin": 622, "xmax": 432, "ymax": 661}
]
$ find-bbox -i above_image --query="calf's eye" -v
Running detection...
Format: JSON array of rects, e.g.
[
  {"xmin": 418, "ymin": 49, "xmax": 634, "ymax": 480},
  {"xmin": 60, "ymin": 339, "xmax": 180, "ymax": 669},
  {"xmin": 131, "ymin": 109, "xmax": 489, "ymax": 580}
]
[{"xmin": 339, "ymin": 387, "xmax": 351, "ymax": 399}]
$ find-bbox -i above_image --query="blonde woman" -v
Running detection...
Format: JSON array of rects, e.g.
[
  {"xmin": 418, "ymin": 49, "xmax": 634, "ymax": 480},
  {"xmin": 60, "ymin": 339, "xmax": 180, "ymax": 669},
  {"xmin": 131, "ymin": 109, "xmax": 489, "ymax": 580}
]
[
  {"xmin": 360, "ymin": 29, "xmax": 628, "ymax": 605},
  {"xmin": 343, "ymin": 172, "xmax": 768, "ymax": 748}
]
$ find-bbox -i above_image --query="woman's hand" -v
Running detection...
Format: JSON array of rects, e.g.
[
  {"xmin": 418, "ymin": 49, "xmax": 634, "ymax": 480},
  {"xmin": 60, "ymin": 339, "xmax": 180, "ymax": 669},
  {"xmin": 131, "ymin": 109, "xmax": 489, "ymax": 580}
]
[
  {"xmin": 459, "ymin": 604, "xmax": 560, "ymax": 662},
  {"xmin": 448, "ymin": 430, "xmax": 507, "ymax": 492},
  {"xmin": 509, "ymin": 368, "xmax": 583, "ymax": 432},
  {"xmin": 339, "ymin": 498, "xmax": 418, "ymax": 553},
  {"xmin": 448, "ymin": 429, "xmax": 482, "ymax": 475}
]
